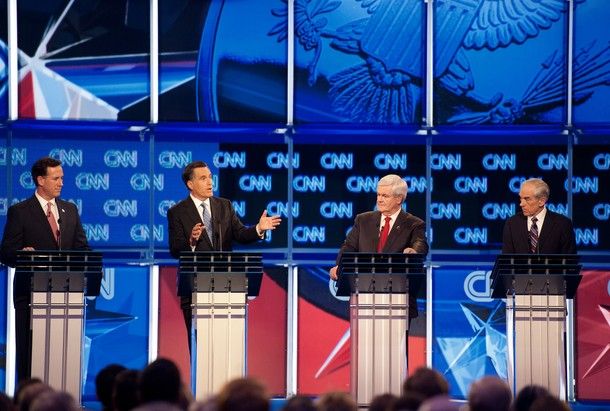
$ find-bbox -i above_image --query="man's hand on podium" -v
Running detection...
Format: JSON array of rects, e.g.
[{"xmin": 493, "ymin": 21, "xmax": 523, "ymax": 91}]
[{"xmin": 329, "ymin": 265, "xmax": 338, "ymax": 280}]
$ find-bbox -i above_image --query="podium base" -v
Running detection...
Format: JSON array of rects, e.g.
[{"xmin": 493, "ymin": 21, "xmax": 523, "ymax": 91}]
[
  {"xmin": 507, "ymin": 294, "xmax": 566, "ymax": 399},
  {"xmin": 193, "ymin": 291, "xmax": 247, "ymax": 399},
  {"xmin": 351, "ymin": 293, "xmax": 408, "ymax": 407},
  {"xmin": 31, "ymin": 291, "xmax": 85, "ymax": 403}
]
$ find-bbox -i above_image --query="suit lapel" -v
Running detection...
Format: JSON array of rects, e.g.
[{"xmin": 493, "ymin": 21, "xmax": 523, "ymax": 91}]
[
  {"xmin": 28, "ymin": 196, "xmax": 57, "ymax": 243},
  {"xmin": 383, "ymin": 211, "xmax": 407, "ymax": 252},
  {"xmin": 517, "ymin": 214, "xmax": 530, "ymax": 251},
  {"xmin": 367, "ymin": 212, "xmax": 381, "ymax": 252},
  {"xmin": 537, "ymin": 210, "xmax": 555, "ymax": 250}
]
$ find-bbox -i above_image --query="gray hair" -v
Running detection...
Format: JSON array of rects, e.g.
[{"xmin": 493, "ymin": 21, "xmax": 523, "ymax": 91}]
[
  {"xmin": 378, "ymin": 174, "xmax": 408, "ymax": 202},
  {"xmin": 522, "ymin": 178, "xmax": 549, "ymax": 200}
]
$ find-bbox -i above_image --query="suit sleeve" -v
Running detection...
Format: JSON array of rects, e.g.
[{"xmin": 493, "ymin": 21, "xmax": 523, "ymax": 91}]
[
  {"xmin": 229, "ymin": 203, "xmax": 260, "ymax": 244},
  {"xmin": 167, "ymin": 206, "xmax": 191, "ymax": 259},
  {"xmin": 559, "ymin": 218, "xmax": 577, "ymax": 254},
  {"xmin": 335, "ymin": 214, "xmax": 362, "ymax": 265},
  {"xmin": 501, "ymin": 220, "xmax": 515, "ymax": 253},
  {"xmin": 0, "ymin": 206, "xmax": 23, "ymax": 267},
  {"xmin": 410, "ymin": 219, "xmax": 428, "ymax": 256},
  {"xmin": 71, "ymin": 206, "xmax": 90, "ymax": 251}
]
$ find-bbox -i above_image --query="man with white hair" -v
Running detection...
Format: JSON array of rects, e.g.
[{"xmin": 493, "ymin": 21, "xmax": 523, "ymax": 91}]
[
  {"xmin": 502, "ymin": 178, "xmax": 576, "ymax": 254},
  {"xmin": 329, "ymin": 174, "xmax": 428, "ymax": 280}
]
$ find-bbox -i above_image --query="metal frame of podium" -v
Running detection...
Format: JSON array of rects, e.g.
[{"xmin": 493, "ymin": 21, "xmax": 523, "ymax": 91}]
[
  {"xmin": 491, "ymin": 254, "xmax": 581, "ymax": 399},
  {"xmin": 179, "ymin": 252, "xmax": 263, "ymax": 399},
  {"xmin": 15, "ymin": 250, "xmax": 102, "ymax": 402},
  {"xmin": 336, "ymin": 253, "xmax": 425, "ymax": 408}
]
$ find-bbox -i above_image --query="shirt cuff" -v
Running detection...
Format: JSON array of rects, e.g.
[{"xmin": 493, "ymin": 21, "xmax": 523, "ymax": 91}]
[{"xmin": 255, "ymin": 224, "xmax": 264, "ymax": 238}]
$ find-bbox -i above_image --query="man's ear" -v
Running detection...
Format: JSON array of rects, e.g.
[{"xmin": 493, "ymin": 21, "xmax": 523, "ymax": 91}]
[{"xmin": 186, "ymin": 180, "xmax": 193, "ymax": 191}]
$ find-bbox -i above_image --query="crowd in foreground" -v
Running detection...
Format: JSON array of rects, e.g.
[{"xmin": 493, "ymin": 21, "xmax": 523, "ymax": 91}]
[{"xmin": 0, "ymin": 358, "xmax": 572, "ymax": 411}]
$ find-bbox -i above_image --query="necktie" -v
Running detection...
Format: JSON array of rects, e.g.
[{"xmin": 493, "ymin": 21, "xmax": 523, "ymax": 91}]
[
  {"xmin": 529, "ymin": 216, "xmax": 538, "ymax": 254},
  {"xmin": 46, "ymin": 202, "xmax": 59, "ymax": 244},
  {"xmin": 201, "ymin": 202, "xmax": 214, "ymax": 245},
  {"xmin": 377, "ymin": 216, "xmax": 391, "ymax": 252}
]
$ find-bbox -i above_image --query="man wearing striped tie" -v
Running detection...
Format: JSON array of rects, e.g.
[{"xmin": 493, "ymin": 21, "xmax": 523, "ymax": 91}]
[{"xmin": 502, "ymin": 178, "xmax": 576, "ymax": 254}]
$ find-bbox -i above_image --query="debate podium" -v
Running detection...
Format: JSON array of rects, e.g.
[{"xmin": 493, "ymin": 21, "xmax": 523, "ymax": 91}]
[
  {"xmin": 178, "ymin": 252, "xmax": 263, "ymax": 399},
  {"xmin": 336, "ymin": 253, "xmax": 425, "ymax": 408},
  {"xmin": 491, "ymin": 254, "xmax": 581, "ymax": 399},
  {"xmin": 15, "ymin": 250, "xmax": 102, "ymax": 402}
]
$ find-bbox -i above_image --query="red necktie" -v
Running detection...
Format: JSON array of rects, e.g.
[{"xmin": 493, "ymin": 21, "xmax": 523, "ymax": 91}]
[
  {"xmin": 46, "ymin": 202, "xmax": 59, "ymax": 244},
  {"xmin": 377, "ymin": 216, "xmax": 391, "ymax": 252}
]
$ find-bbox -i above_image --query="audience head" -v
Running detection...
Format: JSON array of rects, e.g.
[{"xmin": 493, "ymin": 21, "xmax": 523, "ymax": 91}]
[
  {"xmin": 392, "ymin": 391, "xmax": 425, "ymax": 411},
  {"xmin": 140, "ymin": 358, "xmax": 182, "ymax": 405},
  {"xmin": 281, "ymin": 395, "xmax": 316, "ymax": 411},
  {"xmin": 369, "ymin": 393, "xmax": 398, "ymax": 411},
  {"xmin": 529, "ymin": 395, "xmax": 570, "ymax": 411},
  {"xmin": 316, "ymin": 392, "xmax": 357, "ymax": 411},
  {"xmin": 95, "ymin": 363, "xmax": 126, "ymax": 410},
  {"xmin": 216, "ymin": 377, "xmax": 269, "ymax": 411},
  {"xmin": 402, "ymin": 367, "xmax": 449, "ymax": 400},
  {"xmin": 30, "ymin": 391, "xmax": 78, "ymax": 411},
  {"xmin": 512, "ymin": 385, "xmax": 550, "ymax": 411},
  {"xmin": 189, "ymin": 396, "xmax": 218, "ymax": 411},
  {"xmin": 113, "ymin": 369, "xmax": 140, "ymax": 411},
  {"xmin": 468, "ymin": 376, "xmax": 512, "ymax": 411},
  {"xmin": 16, "ymin": 382, "xmax": 52, "ymax": 411},
  {"xmin": 0, "ymin": 391, "xmax": 13, "ymax": 411},
  {"xmin": 418, "ymin": 396, "xmax": 461, "ymax": 411}
]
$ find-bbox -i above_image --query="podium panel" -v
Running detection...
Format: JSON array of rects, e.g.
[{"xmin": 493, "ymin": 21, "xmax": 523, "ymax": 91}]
[
  {"xmin": 337, "ymin": 253, "xmax": 424, "ymax": 408},
  {"xmin": 507, "ymin": 295, "xmax": 566, "ymax": 397},
  {"xmin": 16, "ymin": 251, "xmax": 102, "ymax": 403},
  {"xmin": 491, "ymin": 254, "xmax": 581, "ymax": 400},
  {"xmin": 179, "ymin": 252, "xmax": 262, "ymax": 400},
  {"xmin": 194, "ymin": 291, "xmax": 247, "ymax": 396}
]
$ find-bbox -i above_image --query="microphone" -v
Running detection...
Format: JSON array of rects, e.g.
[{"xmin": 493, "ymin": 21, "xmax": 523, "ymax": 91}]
[
  {"xmin": 57, "ymin": 218, "xmax": 62, "ymax": 249},
  {"xmin": 217, "ymin": 222, "xmax": 223, "ymax": 252}
]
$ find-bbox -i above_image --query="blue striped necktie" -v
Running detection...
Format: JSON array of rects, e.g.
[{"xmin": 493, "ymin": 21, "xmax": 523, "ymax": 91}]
[
  {"xmin": 201, "ymin": 202, "xmax": 213, "ymax": 245},
  {"xmin": 529, "ymin": 217, "xmax": 538, "ymax": 254}
]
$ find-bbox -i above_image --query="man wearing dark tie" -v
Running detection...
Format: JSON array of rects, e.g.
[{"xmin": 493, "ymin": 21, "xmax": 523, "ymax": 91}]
[
  {"xmin": 0, "ymin": 156, "xmax": 89, "ymax": 382},
  {"xmin": 502, "ymin": 178, "xmax": 576, "ymax": 254},
  {"xmin": 167, "ymin": 160, "xmax": 281, "ymax": 333}
]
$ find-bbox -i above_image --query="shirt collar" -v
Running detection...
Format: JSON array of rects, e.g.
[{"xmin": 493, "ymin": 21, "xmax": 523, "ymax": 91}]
[
  {"xmin": 531, "ymin": 207, "xmax": 547, "ymax": 222},
  {"xmin": 190, "ymin": 194, "xmax": 211, "ymax": 209},
  {"xmin": 35, "ymin": 191, "xmax": 56, "ymax": 210}
]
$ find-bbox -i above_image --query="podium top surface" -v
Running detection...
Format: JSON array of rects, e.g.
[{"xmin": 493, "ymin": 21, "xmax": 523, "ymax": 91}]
[
  {"xmin": 492, "ymin": 254, "xmax": 581, "ymax": 275},
  {"xmin": 491, "ymin": 254, "xmax": 582, "ymax": 298},
  {"xmin": 179, "ymin": 251, "xmax": 263, "ymax": 274},
  {"xmin": 338, "ymin": 252, "xmax": 425, "ymax": 275},
  {"xmin": 336, "ymin": 253, "xmax": 426, "ymax": 296},
  {"xmin": 15, "ymin": 250, "xmax": 102, "ymax": 272}
]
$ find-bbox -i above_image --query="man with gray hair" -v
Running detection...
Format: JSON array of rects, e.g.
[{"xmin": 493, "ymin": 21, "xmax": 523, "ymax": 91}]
[
  {"xmin": 329, "ymin": 174, "xmax": 428, "ymax": 280},
  {"xmin": 502, "ymin": 178, "xmax": 576, "ymax": 254}
]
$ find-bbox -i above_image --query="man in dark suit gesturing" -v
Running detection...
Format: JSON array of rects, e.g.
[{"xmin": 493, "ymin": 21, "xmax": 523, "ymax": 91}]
[
  {"xmin": 167, "ymin": 160, "xmax": 281, "ymax": 332},
  {"xmin": 0, "ymin": 156, "xmax": 89, "ymax": 381},
  {"xmin": 502, "ymin": 178, "xmax": 576, "ymax": 254},
  {"xmin": 329, "ymin": 174, "xmax": 428, "ymax": 280}
]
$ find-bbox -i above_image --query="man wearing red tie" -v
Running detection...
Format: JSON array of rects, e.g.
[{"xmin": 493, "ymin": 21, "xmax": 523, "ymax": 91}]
[
  {"xmin": 502, "ymin": 178, "xmax": 576, "ymax": 254},
  {"xmin": 329, "ymin": 174, "xmax": 428, "ymax": 280},
  {"xmin": 0, "ymin": 156, "xmax": 89, "ymax": 382}
]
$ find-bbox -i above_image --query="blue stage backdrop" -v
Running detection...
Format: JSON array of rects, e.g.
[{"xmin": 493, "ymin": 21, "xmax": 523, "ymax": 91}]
[{"xmin": 432, "ymin": 265, "xmax": 505, "ymax": 399}]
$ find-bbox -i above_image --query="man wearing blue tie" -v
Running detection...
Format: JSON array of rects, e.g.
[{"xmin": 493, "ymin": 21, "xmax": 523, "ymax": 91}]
[
  {"xmin": 167, "ymin": 160, "xmax": 281, "ymax": 337},
  {"xmin": 502, "ymin": 178, "xmax": 576, "ymax": 254}
]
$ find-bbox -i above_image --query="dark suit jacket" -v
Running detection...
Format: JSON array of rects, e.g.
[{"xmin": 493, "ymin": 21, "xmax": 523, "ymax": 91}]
[
  {"xmin": 335, "ymin": 210, "xmax": 428, "ymax": 319},
  {"xmin": 0, "ymin": 196, "xmax": 89, "ymax": 299},
  {"xmin": 336, "ymin": 210, "xmax": 429, "ymax": 264},
  {"xmin": 167, "ymin": 196, "xmax": 261, "ymax": 258},
  {"xmin": 502, "ymin": 209, "xmax": 576, "ymax": 254}
]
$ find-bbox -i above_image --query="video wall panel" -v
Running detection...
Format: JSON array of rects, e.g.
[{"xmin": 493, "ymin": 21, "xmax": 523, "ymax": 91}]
[
  {"xmin": 430, "ymin": 139, "xmax": 569, "ymax": 251},
  {"xmin": 289, "ymin": 139, "xmax": 427, "ymax": 251},
  {"xmin": 16, "ymin": 0, "xmax": 150, "ymax": 121},
  {"xmin": 573, "ymin": 2, "xmax": 610, "ymax": 124},
  {"xmin": 434, "ymin": 1, "xmax": 569, "ymax": 125}
]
